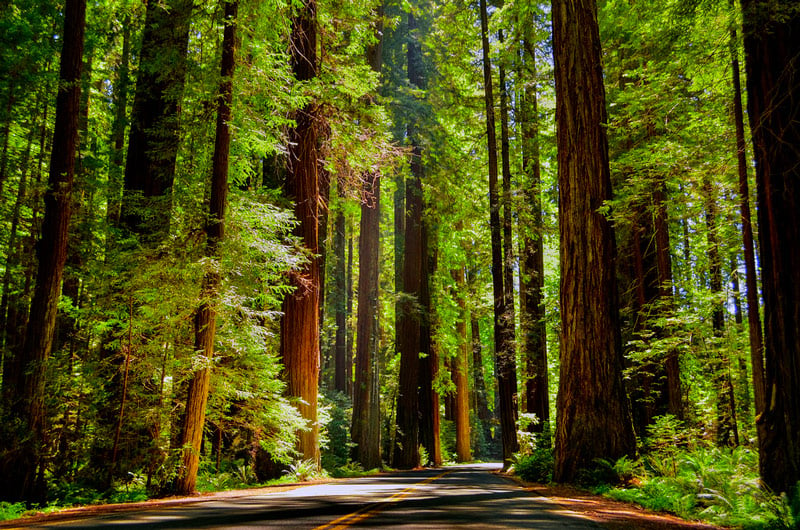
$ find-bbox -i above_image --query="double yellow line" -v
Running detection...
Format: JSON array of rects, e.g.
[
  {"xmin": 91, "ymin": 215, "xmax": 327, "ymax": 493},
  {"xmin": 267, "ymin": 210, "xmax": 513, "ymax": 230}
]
[{"xmin": 313, "ymin": 470, "xmax": 452, "ymax": 530}]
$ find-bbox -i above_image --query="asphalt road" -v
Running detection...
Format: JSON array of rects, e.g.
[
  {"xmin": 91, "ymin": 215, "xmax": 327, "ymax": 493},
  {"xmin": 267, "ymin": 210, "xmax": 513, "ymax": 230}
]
[{"xmin": 11, "ymin": 464, "xmax": 604, "ymax": 529}]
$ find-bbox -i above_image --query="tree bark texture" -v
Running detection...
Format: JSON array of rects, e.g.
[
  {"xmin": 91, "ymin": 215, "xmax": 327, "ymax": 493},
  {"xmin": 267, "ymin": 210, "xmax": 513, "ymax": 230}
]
[
  {"xmin": 728, "ymin": 5, "xmax": 765, "ymax": 419},
  {"xmin": 351, "ymin": 172, "xmax": 381, "ymax": 469},
  {"xmin": 551, "ymin": 0, "xmax": 635, "ymax": 483},
  {"xmin": 333, "ymin": 207, "xmax": 347, "ymax": 393},
  {"xmin": 350, "ymin": 11, "xmax": 383, "ymax": 469},
  {"xmin": 121, "ymin": 0, "xmax": 191, "ymax": 241},
  {"xmin": 741, "ymin": 0, "xmax": 800, "ymax": 495},
  {"xmin": 281, "ymin": 0, "xmax": 321, "ymax": 467},
  {"xmin": 418, "ymin": 226, "xmax": 441, "ymax": 466},
  {"xmin": 393, "ymin": 8, "xmax": 426, "ymax": 470},
  {"xmin": 452, "ymin": 267, "xmax": 472, "ymax": 462},
  {"xmin": 479, "ymin": 0, "xmax": 518, "ymax": 468},
  {"xmin": 0, "ymin": 0, "xmax": 86, "ymax": 502},
  {"xmin": 518, "ymin": 31, "xmax": 549, "ymax": 436},
  {"xmin": 175, "ymin": 0, "xmax": 237, "ymax": 495}
]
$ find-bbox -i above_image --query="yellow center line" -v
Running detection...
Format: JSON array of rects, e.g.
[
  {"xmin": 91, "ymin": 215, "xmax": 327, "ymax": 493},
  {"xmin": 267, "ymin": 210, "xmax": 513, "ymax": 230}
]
[{"xmin": 313, "ymin": 470, "xmax": 452, "ymax": 530}]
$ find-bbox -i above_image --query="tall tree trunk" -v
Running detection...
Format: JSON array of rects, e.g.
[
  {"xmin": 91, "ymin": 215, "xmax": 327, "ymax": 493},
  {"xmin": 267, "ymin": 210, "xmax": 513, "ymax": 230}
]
[
  {"xmin": 498, "ymin": 31, "xmax": 519, "ymax": 450},
  {"xmin": 0, "ymin": 0, "xmax": 86, "ymax": 502},
  {"xmin": 121, "ymin": 0, "xmax": 191, "ymax": 240},
  {"xmin": 418, "ymin": 226, "xmax": 441, "ymax": 466},
  {"xmin": 551, "ymin": 0, "xmax": 635, "ymax": 483},
  {"xmin": 333, "ymin": 205, "xmax": 347, "ymax": 393},
  {"xmin": 518, "ymin": 28, "xmax": 549, "ymax": 438},
  {"xmin": 350, "ymin": 3, "xmax": 385, "ymax": 468},
  {"xmin": 452, "ymin": 266, "xmax": 472, "ymax": 462},
  {"xmin": 351, "ymin": 172, "xmax": 381, "ymax": 469},
  {"xmin": 175, "ymin": 0, "xmax": 237, "ymax": 495},
  {"xmin": 107, "ymin": 17, "xmax": 131, "ymax": 229},
  {"xmin": 728, "ymin": 3, "xmax": 765, "ymax": 420},
  {"xmin": 741, "ymin": 0, "xmax": 800, "ymax": 496},
  {"xmin": 346, "ymin": 235, "xmax": 354, "ymax": 397},
  {"xmin": 479, "ymin": 0, "xmax": 518, "ymax": 468},
  {"xmin": 393, "ymin": 8, "xmax": 426, "ymax": 470},
  {"xmin": 281, "ymin": 0, "xmax": 322, "ymax": 467}
]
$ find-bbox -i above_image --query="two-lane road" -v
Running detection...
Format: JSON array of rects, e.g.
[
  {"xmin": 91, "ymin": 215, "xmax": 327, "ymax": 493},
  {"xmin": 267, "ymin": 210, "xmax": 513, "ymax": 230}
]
[{"xmin": 11, "ymin": 464, "xmax": 604, "ymax": 529}]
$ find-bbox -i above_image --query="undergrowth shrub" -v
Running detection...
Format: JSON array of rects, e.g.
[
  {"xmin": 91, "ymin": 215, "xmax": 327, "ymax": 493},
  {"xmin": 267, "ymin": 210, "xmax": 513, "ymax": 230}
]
[
  {"xmin": 512, "ymin": 448, "xmax": 554, "ymax": 483},
  {"xmin": 0, "ymin": 502, "xmax": 26, "ymax": 521},
  {"xmin": 606, "ymin": 446, "xmax": 797, "ymax": 529}
]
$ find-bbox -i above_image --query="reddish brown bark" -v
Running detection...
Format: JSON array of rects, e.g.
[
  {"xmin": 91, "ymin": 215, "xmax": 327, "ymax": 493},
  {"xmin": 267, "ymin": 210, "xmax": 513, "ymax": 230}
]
[
  {"xmin": 452, "ymin": 267, "xmax": 472, "ymax": 462},
  {"xmin": 418, "ymin": 227, "xmax": 441, "ymax": 466},
  {"xmin": 393, "ymin": 9, "xmax": 426, "ymax": 470},
  {"xmin": 552, "ymin": 0, "xmax": 635, "ymax": 482},
  {"xmin": 741, "ymin": 0, "xmax": 800, "ymax": 495},
  {"xmin": 333, "ymin": 207, "xmax": 348, "ymax": 393},
  {"xmin": 281, "ymin": 0, "xmax": 321, "ymax": 466},
  {"xmin": 351, "ymin": 172, "xmax": 381, "ymax": 469},
  {"xmin": 175, "ymin": 0, "xmax": 237, "ymax": 495},
  {"xmin": 518, "ymin": 29, "xmax": 549, "ymax": 437},
  {"xmin": 728, "ymin": 6, "xmax": 765, "ymax": 419},
  {"xmin": 479, "ymin": 0, "xmax": 518, "ymax": 468}
]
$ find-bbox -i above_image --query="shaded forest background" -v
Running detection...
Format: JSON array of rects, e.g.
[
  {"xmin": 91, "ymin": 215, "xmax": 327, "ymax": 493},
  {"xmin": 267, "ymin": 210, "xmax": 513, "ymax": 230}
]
[{"xmin": 0, "ymin": 0, "xmax": 799, "ymax": 527}]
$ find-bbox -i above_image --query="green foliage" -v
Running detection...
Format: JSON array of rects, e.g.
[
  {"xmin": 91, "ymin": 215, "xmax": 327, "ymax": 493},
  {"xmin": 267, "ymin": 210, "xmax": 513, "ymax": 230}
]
[
  {"xmin": 516, "ymin": 413, "xmax": 550, "ymax": 456},
  {"xmin": 0, "ymin": 502, "xmax": 27, "ymax": 521},
  {"xmin": 512, "ymin": 448, "xmax": 554, "ymax": 484},
  {"xmin": 328, "ymin": 461, "xmax": 371, "ymax": 479},
  {"xmin": 438, "ymin": 419, "xmax": 456, "ymax": 464},
  {"xmin": 319, "ymin": 391, "xmax": 353, "ymax": 472},
  {"xmin": 606, "ymin": 447, "xmax": 797, "ymax": 529},
  {"xmin": 197, "ymin": 461, "xmax": 258, "ymax": 492},
  {"xmin": 283, "ymin": 459, "xmax": 327, "ymax": 483}
]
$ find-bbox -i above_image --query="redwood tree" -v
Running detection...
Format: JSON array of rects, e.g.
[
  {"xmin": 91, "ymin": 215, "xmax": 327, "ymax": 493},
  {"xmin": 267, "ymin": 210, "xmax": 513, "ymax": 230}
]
[
  {"xmin": 479, "ymin": 0, "xmax": 518, "ymax": 467},
  {"xmin": 0, "ymin": 0, "xmax": 86, "ymax": 502},
  {"xmin": 120, "ymin": 0, "xmax": 192, "ymax": 240},
  {"xmin": 551, "ymin": 0, "xmax": 635, "ymax": 482},
  {"xmin": 281, "ymin": 0, "xmax": 322, "ymax": 466},
  {"xmin": 393, "ymin": 7, "xmax": 426, "ymax": 470},
  {"xmin": 175, "ymin": 0, "xmax": 238, "ymax": 495},
  {"xmin": 351, "ymin": 9, "xmax": 383, "ymax": 469},
  {"xmin": 518, "ymin": 21, "xmax": 549, "ymax": 438},
  {"xmin": 741, "ymin": 0, "xmax": 800, "ymax": 495}
]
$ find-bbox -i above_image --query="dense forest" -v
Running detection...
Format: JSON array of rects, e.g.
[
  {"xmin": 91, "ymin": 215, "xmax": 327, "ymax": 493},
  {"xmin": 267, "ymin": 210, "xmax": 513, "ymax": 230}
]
[{"xmin": 0, "ymin": 0, "xmax": 799, "ymax": 527}]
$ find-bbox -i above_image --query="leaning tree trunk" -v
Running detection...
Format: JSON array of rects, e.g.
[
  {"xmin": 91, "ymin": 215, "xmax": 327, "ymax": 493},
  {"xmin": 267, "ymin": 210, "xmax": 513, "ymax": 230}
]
[
  {"xmin": 175, "ymin": 0, "xmax": 237, "ymax": 495},
  {"xmin": 0, "ymin": 0, "xmax": 86, "ymax": 502},
  {"xmin": 281, "ymin": 0, "xmax": 322, "ymax": 466},
  {"xmin": 479, "ymin": 0, "xmax": 518, "ymax": 468},
  {"xmin": 741, "ymin": 0, "xmax": 800, "ymax": 496},
  {"xmin": 551, "ymin": 0, "xmax": 635, "ymax": 483}
]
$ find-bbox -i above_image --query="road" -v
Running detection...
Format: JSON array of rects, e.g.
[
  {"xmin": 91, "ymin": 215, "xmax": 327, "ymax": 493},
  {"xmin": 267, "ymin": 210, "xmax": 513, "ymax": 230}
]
[{"xmin": 11, "ymin": 464, "xmax": 605, "ymax": 529}]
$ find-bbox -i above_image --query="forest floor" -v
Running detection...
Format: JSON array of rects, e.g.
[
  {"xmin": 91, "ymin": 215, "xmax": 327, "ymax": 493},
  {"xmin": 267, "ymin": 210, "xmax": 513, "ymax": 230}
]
[
  {"xmin": 0, "ymin": 471, "xmax": 723, "ymax": 529},
  {"xmin": 510, "ymin": 479, "xmax": 722, "ymax": 529}
]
